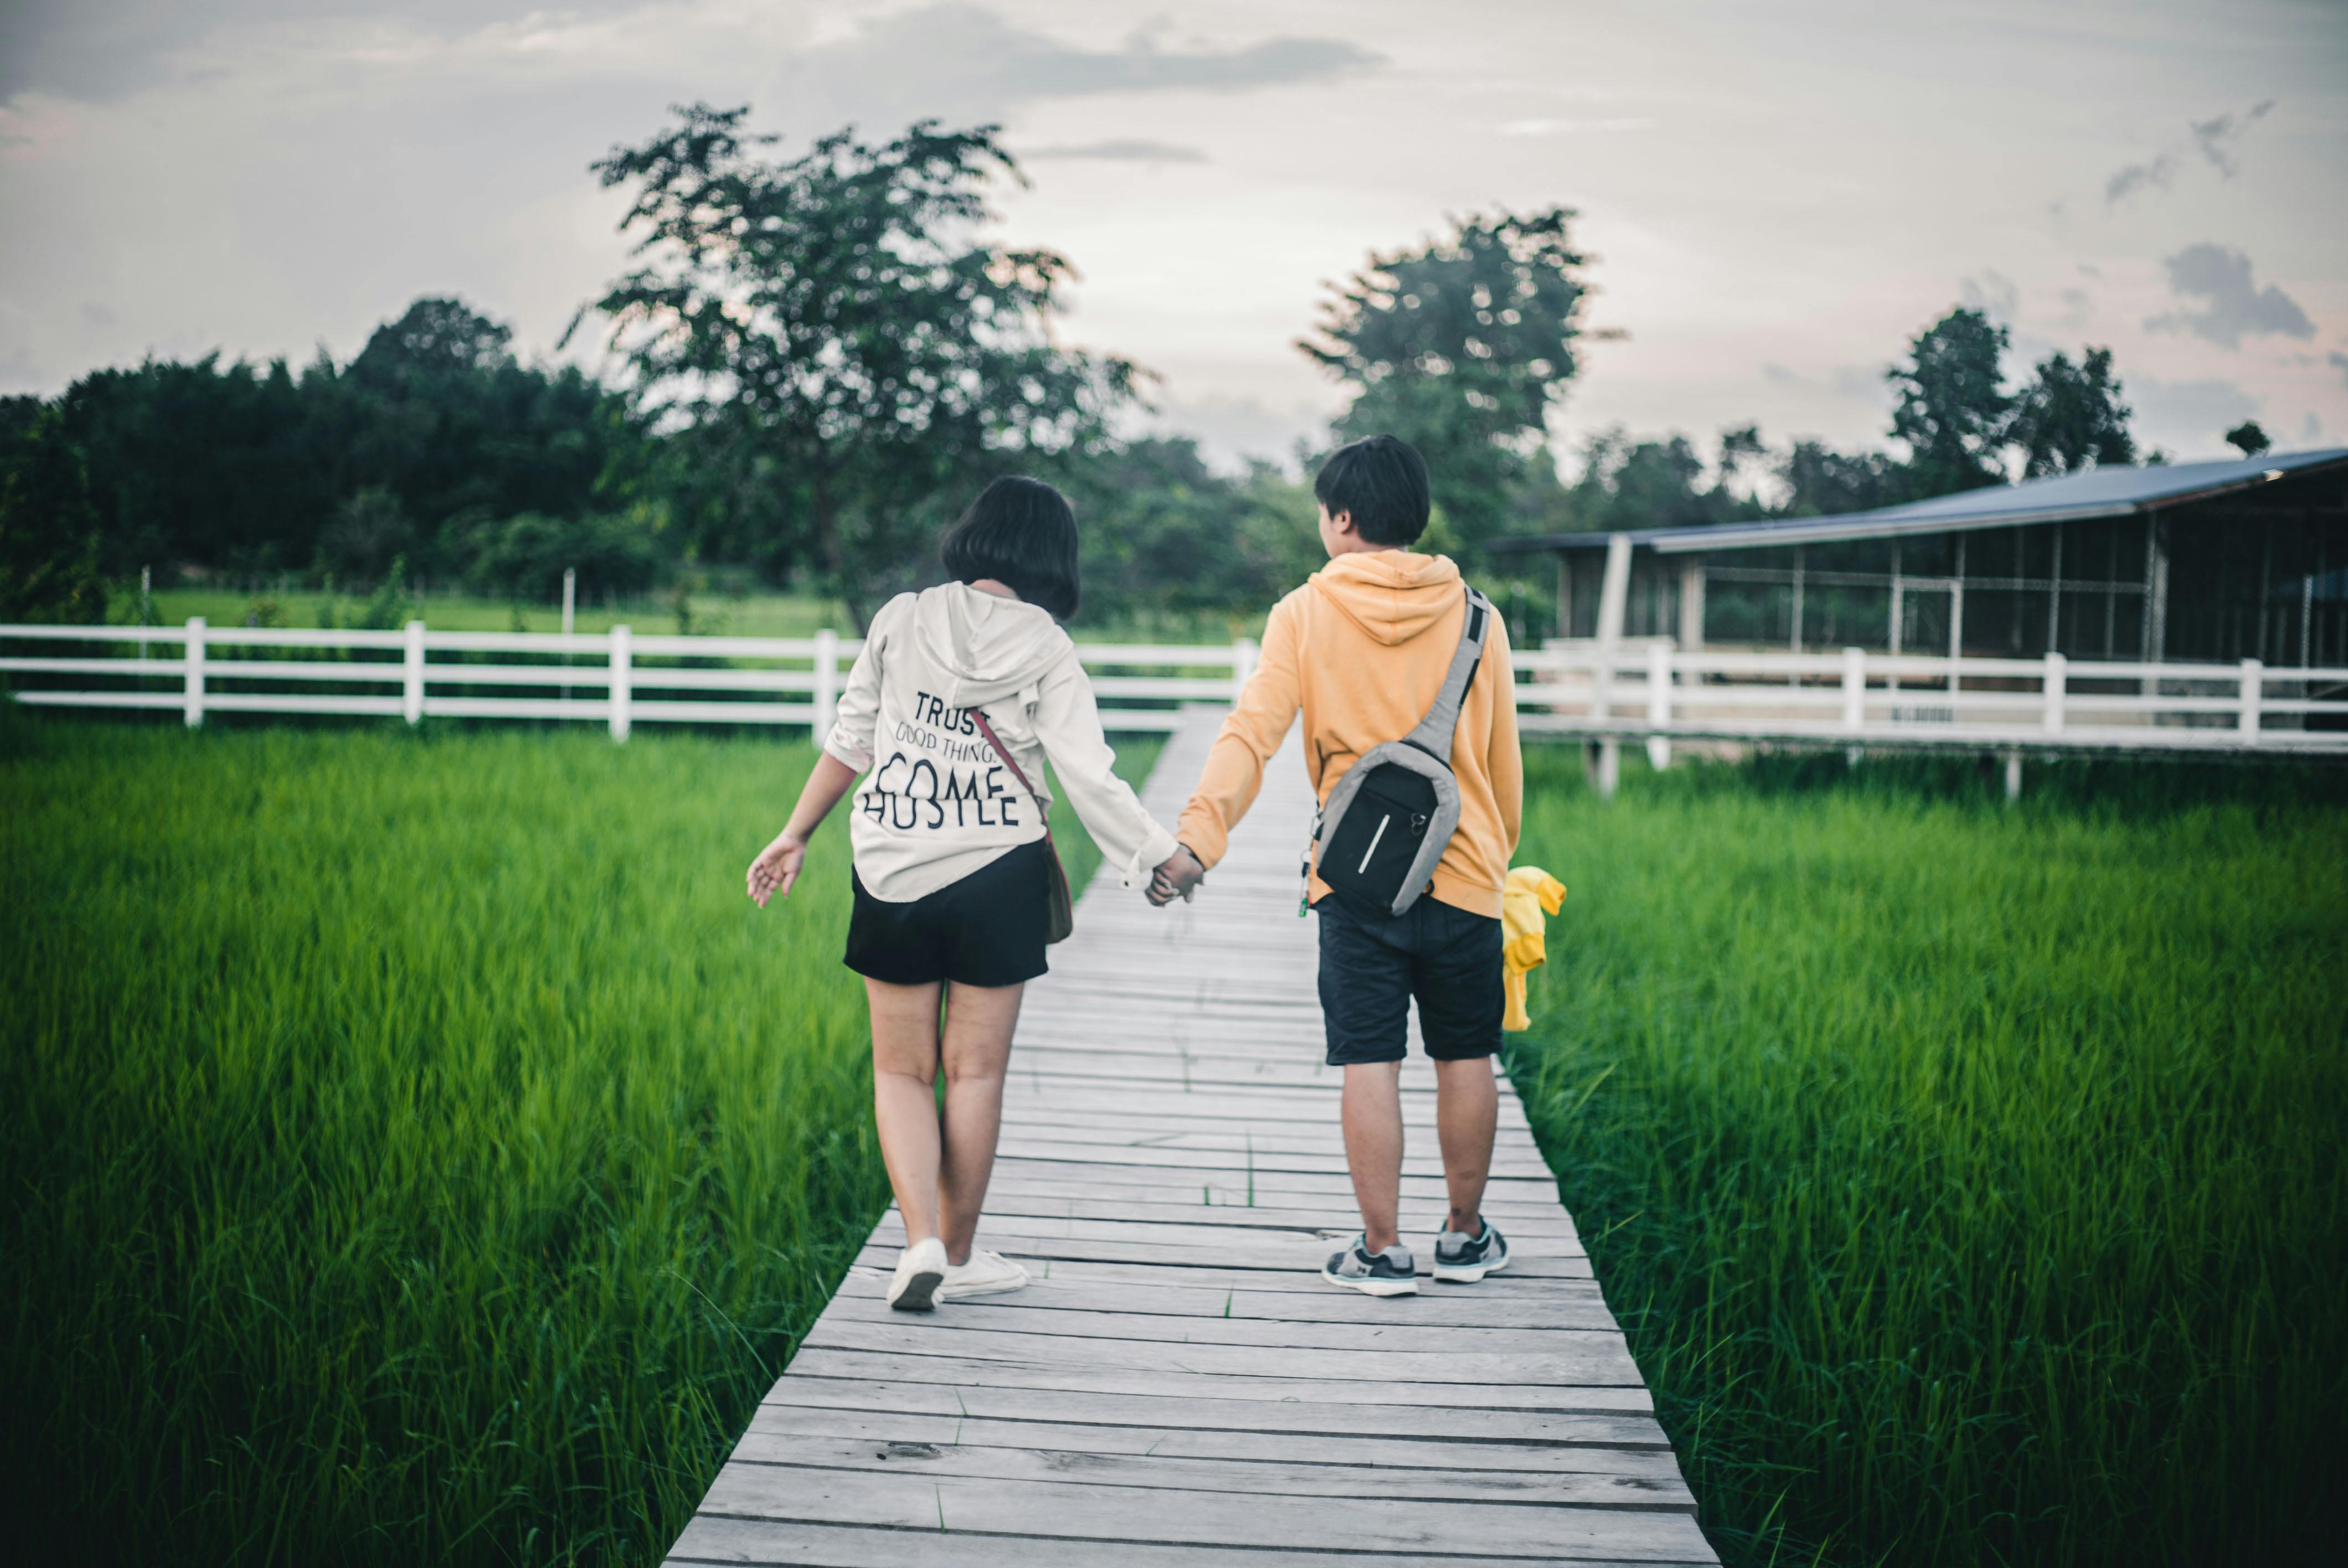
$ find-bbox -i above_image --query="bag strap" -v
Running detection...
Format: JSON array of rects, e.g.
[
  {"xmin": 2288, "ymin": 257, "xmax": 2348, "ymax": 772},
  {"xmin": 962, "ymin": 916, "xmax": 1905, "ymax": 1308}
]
[
  {"xmin": 1401, "ymin": 585, "xmax": 1494, "ymax": 759},
  {"xmin": 968, "ymin": 707, "xmax": 1054, "ymax": 840}
]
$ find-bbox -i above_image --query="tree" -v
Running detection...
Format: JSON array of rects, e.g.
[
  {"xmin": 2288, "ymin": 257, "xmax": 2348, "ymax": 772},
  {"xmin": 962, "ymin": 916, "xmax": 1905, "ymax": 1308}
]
[
  {"xmin": 1301, "ymin": 208, "xmax": 1594, "ymax": 556},
  {"xmin": 581, "ymin": 105, "xmax": 1137, "ymax": 628},
  {"xmin": 2225, "ymin": 420, "xmax": 2270, "ymax": 458},
  {"xmin": 1888, "ymin": 307, "xmax": 2013, "ymax": 494},
  {"xmin": 0, "ymin": 404, "xmax": 109, "ymax": 622},
  {"xmin": 2007, "ymin": 347, "xmax": 2135, "ymax": 477},
  {"xmin": 1777, "ymin": 439, "xmax": 1913, "ymax": 517}
]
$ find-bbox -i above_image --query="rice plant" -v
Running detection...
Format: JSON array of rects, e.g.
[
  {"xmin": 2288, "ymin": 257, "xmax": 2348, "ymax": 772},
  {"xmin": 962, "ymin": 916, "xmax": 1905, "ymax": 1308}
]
[
  {"xmin": 0, "ymin": 713, "xmax": 1153, "ymax": 1566},
  {"xmin": 1507, "ymin": 748, "xmax": 2346, "ymax": 1567}
]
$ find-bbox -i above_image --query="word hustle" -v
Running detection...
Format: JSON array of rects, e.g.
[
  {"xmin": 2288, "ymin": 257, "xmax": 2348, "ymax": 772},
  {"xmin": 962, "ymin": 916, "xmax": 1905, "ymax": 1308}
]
[{"xmin": 861, "ymin": 692, "xmax": 1025, "ymax": 831}]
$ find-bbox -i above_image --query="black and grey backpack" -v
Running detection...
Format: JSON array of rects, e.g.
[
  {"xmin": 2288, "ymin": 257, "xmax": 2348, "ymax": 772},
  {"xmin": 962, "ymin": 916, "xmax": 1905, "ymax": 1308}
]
[{"xmin": 1305, "ymin": 585, "xmax": 1495, "ymax": 919}]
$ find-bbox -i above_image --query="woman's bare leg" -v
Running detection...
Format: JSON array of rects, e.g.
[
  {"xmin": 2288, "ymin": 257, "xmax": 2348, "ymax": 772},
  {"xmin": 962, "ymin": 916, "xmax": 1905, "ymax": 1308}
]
[
  {"xmin": 866, "ymin": 977, "xmax": 946, "ymax": 1246},
  {"xmin": 938, "ymin": 980, "xmax": 1024, "ymax": 1265}
]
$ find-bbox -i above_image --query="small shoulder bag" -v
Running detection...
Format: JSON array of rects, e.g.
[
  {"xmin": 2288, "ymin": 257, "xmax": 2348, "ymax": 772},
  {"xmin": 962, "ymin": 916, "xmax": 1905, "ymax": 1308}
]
[
  {"xmin": 968, "ymin": 708, "xmax": 1075, "ymax": 944},
  {"xmin": 1306, "ymin": 585, "xmax": 1495, "ymax": 919}
]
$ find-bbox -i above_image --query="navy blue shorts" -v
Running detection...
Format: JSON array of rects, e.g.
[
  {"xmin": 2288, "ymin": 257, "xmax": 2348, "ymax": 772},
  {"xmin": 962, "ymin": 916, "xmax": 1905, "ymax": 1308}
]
[
  {"xmin": 1314, "ymin": 893, "xmax": 1504, "ymax": 1066},
  {"xmin": 845, "ymin": 840, "xmax": 1051, "ymax": 989}
]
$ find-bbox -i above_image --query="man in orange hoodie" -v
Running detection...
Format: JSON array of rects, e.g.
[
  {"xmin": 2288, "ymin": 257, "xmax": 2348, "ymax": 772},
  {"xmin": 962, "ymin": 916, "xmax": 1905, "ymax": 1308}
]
[{"xmin": 1150, "ymin": 434, "xmax": 1523, "ymax": 1296}]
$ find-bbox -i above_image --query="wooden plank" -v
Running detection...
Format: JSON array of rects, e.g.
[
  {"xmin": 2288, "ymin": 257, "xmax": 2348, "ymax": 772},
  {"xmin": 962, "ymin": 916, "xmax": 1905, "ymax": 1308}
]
[
  {"xmin": 738, "ymin": 1404, "xmax": 1691, "ymax": 1478},
  {"xmin": 689, "ymin": 1466, "xmax": 1716, "ymax": 1561},
  {"xmin": 661, "ymin": 709, "xmax": 1716, "ymax": 1565},
  {"xmin": 671, "ymin": 1516, "xmax": 1715, "ymax": 1568},
  {"xmin": 759, "ymin": 1374, "xmax": 1672, "ymax": 1448},
  {"xmin": 719, "ymin": 1430, "xmax": 1696, "ymax": 1510}
]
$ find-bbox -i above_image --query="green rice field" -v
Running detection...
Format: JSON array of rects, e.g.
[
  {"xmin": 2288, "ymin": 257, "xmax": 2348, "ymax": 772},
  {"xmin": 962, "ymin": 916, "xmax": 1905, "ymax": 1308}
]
[
  {"xmin": 3, "ymin": 707, "xmax": 2340, "ymax": 1565},
  {"xmin": 0, "ymin": 709, "xmax": 1151, "ymax": 1567},
  {"xmin": 1509, "ymin": 750, "xmax": 2346, "ymax": 1567}
]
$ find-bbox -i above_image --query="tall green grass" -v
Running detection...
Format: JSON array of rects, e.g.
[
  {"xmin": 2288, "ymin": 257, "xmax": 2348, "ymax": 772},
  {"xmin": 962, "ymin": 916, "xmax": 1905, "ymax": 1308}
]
[
  {"xmin": 1507, "ymin": 749, "xmax": 2347, "ymax": 1566},
  {"xmin": 0, "ymin": 713, "xmax": 1154, "ymax": 1566}
]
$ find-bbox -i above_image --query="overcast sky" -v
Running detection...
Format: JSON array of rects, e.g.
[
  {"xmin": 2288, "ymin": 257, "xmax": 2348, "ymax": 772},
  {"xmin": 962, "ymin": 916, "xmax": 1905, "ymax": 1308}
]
[{"xmin": 3, "ymin": 0, "xmax": 2344, "ymax": 474}]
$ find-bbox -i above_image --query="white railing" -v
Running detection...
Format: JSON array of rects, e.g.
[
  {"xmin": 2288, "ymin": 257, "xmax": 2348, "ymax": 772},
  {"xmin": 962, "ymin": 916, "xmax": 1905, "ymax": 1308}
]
[
  {"xmin": 0, "ymin": 620, "xmax": 1250, "ymax": 737},
  {"xmin": 3, "ymin": 622, "xmax": 2344, "ymax": 764}
]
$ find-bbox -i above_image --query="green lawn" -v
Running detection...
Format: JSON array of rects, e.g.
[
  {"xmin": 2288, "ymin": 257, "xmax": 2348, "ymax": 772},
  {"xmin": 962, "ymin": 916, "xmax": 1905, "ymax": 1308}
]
[
  {"xmin": 6, "ymin": 708, "xmax": 2338, "ymax": 1566},
  {"xmin": 0, "ymin": 709, "xmax": 1155, "ymax": 1566},
  {"xmin": 1507, "ymin": 749, "xmax": 2346, "ymax": 1567}
]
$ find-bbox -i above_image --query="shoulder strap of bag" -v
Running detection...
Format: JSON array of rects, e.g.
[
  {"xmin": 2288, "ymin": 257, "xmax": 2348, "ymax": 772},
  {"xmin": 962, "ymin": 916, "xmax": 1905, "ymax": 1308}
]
[
  {"xmin": 969, "ymin": 707, "xmax": 1053, "ymax": 837},
  {"xmin": 1401, "ymin": 585, "xmax": 1494, "ymax": 759}
]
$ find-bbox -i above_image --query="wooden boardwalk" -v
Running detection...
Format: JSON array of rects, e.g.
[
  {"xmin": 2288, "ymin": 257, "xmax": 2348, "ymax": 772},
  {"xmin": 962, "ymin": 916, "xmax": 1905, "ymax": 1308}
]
[{"xmin": 666, "ymin": 709, "xmax": 1716, "ymax": 1566}]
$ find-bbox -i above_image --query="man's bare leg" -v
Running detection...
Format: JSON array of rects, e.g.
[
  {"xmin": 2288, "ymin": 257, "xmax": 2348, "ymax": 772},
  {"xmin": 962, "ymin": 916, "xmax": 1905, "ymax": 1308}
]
[
  {"xmin": 1433, "ymin": 1055, "xmax": 1499, "ymax": 1236},
  {"xmin": 1341, "ymin": 1060, "xmax": 1405, "ymax": 1252}
]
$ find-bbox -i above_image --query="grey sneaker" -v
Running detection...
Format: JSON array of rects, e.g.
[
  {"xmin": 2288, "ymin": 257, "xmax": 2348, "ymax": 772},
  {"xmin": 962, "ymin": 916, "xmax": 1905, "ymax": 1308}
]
[
  {"xmin": 1321, "ymin": 1235, "xmax": 1419, "ymax": 1296},
  {"xmin": 1433, "ymin": 1221, "xmax": 1510, "ymax": 1283}
]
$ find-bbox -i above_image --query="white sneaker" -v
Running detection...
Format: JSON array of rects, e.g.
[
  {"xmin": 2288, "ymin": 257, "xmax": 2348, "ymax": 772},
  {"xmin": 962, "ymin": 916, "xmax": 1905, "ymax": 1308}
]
[
  {"xmin": 939, "ymin": 1247, "xmax": 1029, "ymax": 1299},
  {"xmin": 887, "ymin": 1237, "xmax": 949, "ymax": 1312}
]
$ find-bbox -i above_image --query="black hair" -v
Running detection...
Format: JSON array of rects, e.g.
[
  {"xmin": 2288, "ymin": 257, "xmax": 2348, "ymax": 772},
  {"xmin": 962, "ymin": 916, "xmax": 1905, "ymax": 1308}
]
[
  {"xmin": 1314, "ymin": 434, "xmax": 1432, "ymax": 547},
  {"xmin": 938, "ymin": 475, "xmax": 1082, "ymax": 621}
]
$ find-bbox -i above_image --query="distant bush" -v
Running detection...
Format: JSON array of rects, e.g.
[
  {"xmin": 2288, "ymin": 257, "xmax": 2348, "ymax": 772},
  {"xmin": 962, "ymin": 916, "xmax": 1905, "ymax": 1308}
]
[{"xmin": 444, "ymin": 508, "xmax": 665, "ymax": 602}]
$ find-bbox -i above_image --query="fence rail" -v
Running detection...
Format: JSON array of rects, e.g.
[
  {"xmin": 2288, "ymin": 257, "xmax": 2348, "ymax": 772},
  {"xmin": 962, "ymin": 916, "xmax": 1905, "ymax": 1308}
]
[{"xmin": 6, "ymin": 623, "xmax": 2345, "ymax": 775}]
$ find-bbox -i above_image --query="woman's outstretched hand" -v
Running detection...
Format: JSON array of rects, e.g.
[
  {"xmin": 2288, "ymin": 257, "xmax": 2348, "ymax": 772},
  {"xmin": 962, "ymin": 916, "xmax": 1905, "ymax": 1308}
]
[{"xmin": 746, "ymin": 831, "xmax": 809, "ymax": 907}]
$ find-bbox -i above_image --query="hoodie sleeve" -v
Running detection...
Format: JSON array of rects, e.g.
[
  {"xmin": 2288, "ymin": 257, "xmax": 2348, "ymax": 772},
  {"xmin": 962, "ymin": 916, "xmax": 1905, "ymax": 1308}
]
[
  {"xmin": 821, "ymin": 599, "xmax": 894, "ymax": 774},
  {"xmin": 1028, "ymin": 648, "xmax": 1182, "ymax": 887},
  {"xmin": 1175, "ymin": 593, "xmax": 1302, "ymax": 870}
]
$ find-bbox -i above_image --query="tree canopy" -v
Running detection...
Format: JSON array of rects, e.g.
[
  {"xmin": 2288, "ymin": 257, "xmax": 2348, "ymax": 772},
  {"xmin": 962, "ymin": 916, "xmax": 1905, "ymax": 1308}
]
[
  {"xmin": 1302, "ymin": 209, "xmax": 1594, "ymax": 558},
  {"xmin": 581, "ymin": 105, "xmax": 1138, "ymax": 628}
]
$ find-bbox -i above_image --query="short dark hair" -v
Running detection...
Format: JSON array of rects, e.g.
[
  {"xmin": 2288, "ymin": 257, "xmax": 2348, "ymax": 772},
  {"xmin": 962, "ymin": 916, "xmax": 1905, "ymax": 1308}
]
[
  {"xmin": 1314, "ymin": 434, "xmax": 1432, "ymax": 547},
  {"xmin": 939, "ymin": 475, "xmax": 1082, "ymax": 620}
]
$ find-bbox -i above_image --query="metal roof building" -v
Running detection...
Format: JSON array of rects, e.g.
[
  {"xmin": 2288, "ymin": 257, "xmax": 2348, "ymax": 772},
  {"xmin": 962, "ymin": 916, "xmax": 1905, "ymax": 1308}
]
[{"xmin": 1497, "ymin": 447, "xmax": 2348, "ymax": 671}]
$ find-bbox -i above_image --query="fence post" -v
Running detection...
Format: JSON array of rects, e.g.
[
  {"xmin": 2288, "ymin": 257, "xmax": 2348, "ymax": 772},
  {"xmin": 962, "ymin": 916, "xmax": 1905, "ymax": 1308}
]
[
  {"xmin": 812, "ymin": 627, "xmax": 838, "ymax": 740},
  {"xmin": 2004, "ymin": 750, "xmax": 2023, "ymax": 803},
  {"xmin": 609, "ymin": 623, "xmax": 631, "ymax": 743},
  {"xmin": 2042, "ymin": 651, "xmax": 2066, "ymax": 735},
  {"xmin": 2238, "ymin": 658, "xmax": 2262, "ymax": 740},
  {"xmin": 183, "ymin": 616, "xmax": 205, "ymax": 728},
  {"xmin": 1646, "ymin": 641, "xmax": 1672, "ymax": 771},
  {"xmin": 1841, "ymin": 644, "xmax": 1866, "ymax": 765},
  {"xmin": 404, "ymin": 619, "xmax": 426, "ymax": 725},
  {"xmin": 1231, "ymin": 636, "xmax": 1258, "ymax": 703}
]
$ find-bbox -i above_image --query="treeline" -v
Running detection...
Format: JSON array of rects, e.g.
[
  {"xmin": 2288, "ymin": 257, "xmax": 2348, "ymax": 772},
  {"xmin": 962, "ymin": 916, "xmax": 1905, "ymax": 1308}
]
[{"xmin": 1, "ymin": 104, "xmax": 2185, "ymax": 633}]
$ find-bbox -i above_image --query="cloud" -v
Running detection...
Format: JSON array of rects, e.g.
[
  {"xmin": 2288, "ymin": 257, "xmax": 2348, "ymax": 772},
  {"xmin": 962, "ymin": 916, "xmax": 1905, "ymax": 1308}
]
[
  {"xmin": 1959, "ymin": 268, "xmax": 2018, "ymax": 324},
  {"xmin": 2145, "ymin": 244, "xmax": 2316, "ymax": 349},
  {"xmin": 2103, "ymin": 99, "xmax": 2276, "ymax": 203},
  {"xmin": 2128, "ymin": 375, "xmax": 2259, "ymax": 445},
  {"xmin": 2190, "ymin": 99, "xmax": 2274, "ymax": 177},
  {"xmin": 78, "ymin": 300, "xmax": 115, "ymax": 327},
  {"xmin": 2057, "ymin": 286, "xmax": 2092, "ymax": 329},
  {"xmin": 1019, "ymin": 138, "xmax": 1206, "ymax": 163},
  {"xmin": 2330, "ymin": 352, "xmax": 2348, "ymax": 391},
  {"xmin": 2104, "ymin": 152, "xmax": 2177, "ymax": 203},
  {"xmin": 1762, "ymin": 362, "xmax": 1798, "ymax": 385},
  {"xmin": 1, "ymin": 0, "xmax": 642, "ymax": 102},
  {"xmin": 1497, "ymin": 117, "xmax": 1655, "ymax": 137}
]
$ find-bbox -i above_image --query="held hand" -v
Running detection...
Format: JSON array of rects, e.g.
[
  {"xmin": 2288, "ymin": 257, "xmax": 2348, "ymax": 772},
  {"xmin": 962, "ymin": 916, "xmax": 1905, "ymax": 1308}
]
[
  {"xmin": 1145, "ymin": 845, "xmax": 1206, "ymax": 907},
  {"xmin": 746, "ymin": 831, "xmax": 808, "ymax": 907}
]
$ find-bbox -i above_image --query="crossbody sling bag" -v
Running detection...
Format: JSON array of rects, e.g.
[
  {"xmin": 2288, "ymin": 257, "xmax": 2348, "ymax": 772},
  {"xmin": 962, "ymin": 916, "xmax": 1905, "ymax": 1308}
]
[
  {"xmin": 968, "ymin": 707, "xmax": 1075, "ymax": 944},
  {"xmin": 1302, "ymin": 584, "xmax": 1495, "ymax": 920}
]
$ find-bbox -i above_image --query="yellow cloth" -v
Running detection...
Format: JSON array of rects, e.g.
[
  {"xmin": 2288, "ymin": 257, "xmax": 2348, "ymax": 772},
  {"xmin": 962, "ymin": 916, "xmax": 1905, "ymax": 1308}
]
[
  {"xmin": 1501, "ymin": 865, "xmax": 1566, "ymax": 1031},
  {"xmin": 1175, "ymin": 550, "xmax": 1523, "ymax": 918}
]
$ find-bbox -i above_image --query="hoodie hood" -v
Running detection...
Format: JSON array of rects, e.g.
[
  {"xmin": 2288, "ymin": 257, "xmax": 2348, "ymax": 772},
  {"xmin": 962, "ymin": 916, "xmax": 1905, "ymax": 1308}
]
[
  {"xmin": 1308, "ymin": 551, "xmax": 1465, "ymax": 647},
  {"xmin": 911, "ymin": 581, "xmax": 1069, "ymax": 708}
]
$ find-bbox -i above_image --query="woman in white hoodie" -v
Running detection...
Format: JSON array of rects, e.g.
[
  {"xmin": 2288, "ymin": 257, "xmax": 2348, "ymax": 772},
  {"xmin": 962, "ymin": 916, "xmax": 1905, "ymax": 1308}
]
[{"xmin": 746, "ymin": 477, "xmax": 1202, "ymax": 1312}]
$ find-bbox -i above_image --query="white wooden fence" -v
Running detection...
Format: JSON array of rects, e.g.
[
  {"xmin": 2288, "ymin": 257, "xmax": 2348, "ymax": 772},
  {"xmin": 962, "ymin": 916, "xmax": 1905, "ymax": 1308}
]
[{"xmin": 4, "ymin": 622, "xmax": 2344, "ymax": 782}]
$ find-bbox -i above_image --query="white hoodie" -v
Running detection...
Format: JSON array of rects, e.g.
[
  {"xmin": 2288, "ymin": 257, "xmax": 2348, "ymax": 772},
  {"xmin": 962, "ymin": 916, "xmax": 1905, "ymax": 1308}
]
[{"xmin": 823, "ymin": 582, "xmax": 1181, "ymax": 903}]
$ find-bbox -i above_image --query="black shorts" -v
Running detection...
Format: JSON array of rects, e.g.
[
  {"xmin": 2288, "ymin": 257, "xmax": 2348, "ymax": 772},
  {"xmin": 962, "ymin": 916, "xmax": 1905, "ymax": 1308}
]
[
  {"xmin": 845, "ymin": 839, "xmax": 1052, "ymax": 989},
  {"xmin": 1315, "ymin": 893, "xmax": 1504, "ymax": 1066}
]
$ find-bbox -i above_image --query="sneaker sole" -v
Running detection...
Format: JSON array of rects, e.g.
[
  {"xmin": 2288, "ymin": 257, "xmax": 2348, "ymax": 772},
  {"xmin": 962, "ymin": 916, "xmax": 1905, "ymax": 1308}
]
[
  {"xmin": 1320, "ymin": 1266, "xmax": 1420, "ymax": 1297},
  {"xmin": 1432, "ymin": 1255, "xmax": 1511, "ymax": 1284},
  {"xmin": 889, "ymin": 1268, "xmax": 945, "ymax": 1311}
]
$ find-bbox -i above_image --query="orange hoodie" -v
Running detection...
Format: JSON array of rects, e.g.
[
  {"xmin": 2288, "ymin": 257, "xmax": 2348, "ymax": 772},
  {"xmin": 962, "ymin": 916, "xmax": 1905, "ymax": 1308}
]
[{"xmin": 1177, "ymin": 551, "xmax": 1523, "ymax": 919}]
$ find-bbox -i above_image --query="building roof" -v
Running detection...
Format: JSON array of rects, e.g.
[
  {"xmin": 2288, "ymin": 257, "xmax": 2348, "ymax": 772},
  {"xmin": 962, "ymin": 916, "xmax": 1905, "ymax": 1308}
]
[{"xmin": 1496, "ymin": 446, "xmax": 2348, "ymax": 555}]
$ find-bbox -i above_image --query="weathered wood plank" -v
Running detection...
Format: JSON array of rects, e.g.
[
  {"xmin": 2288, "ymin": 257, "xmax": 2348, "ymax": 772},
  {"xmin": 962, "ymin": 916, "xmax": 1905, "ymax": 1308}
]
[{"xmin": 661, "ymin": 710, "xmax": 1714, "ymax": 1564}]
